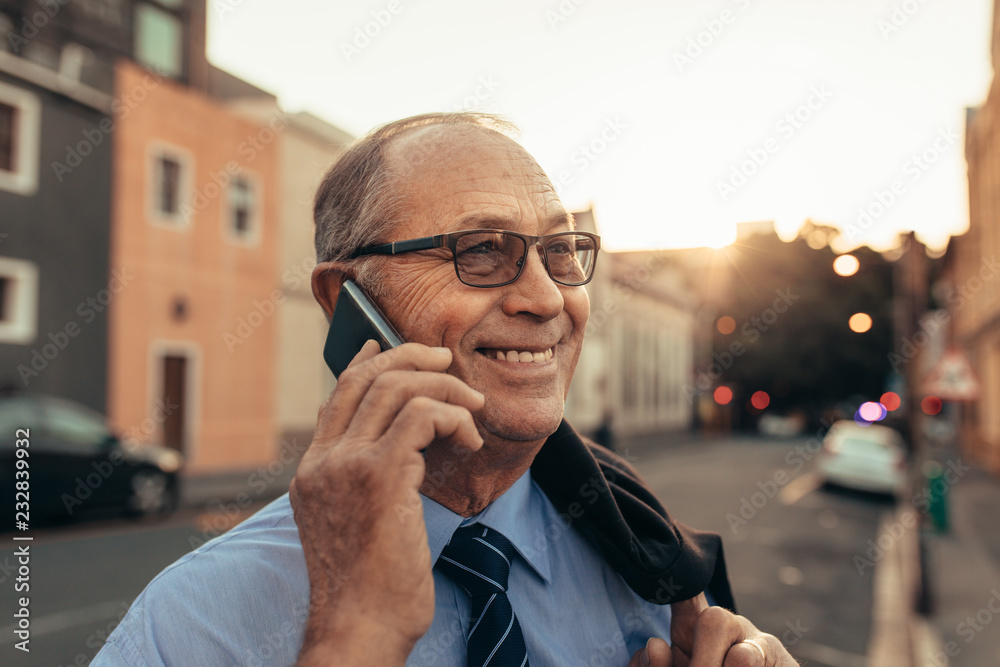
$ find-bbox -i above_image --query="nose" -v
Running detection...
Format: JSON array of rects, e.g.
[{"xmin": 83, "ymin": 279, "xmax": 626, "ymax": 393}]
[{"xmin": 500, "ymin": 244, "xmax": 564, "ymax": 320}]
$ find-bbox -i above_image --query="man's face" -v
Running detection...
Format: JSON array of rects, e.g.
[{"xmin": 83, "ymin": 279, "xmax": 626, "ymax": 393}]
[{"xmin": 374, "ymin": 126, "xmax": 590, "ymax": 444}]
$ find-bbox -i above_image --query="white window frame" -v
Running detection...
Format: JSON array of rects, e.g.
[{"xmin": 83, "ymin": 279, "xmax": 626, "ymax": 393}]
[
  {"xmin": 224, "ymin": 170, "xmax": 262, "ymax": 246},
  {"xmin": 0, "ymin": 80, "xmax": 41, "ymax": 196},
  {"xmin": 0, "ymin": 257, "xmax": 39, "ymax": 344},
  {"xmin": 146, "ymin": 142, "xmax": 194, "ymax": 228}
]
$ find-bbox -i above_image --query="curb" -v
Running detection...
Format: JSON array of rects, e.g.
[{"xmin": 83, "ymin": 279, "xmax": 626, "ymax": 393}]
[{"xmin": 867, "ymin": 508, "xmax": 916, "ymax": 666}]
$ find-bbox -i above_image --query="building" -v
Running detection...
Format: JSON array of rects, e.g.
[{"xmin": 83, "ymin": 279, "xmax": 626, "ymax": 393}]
[
  {"xmin": 953, "ymin": 0, "xmax": 1000, "ymax": 473},
  {"xmin": 223, "ymin": 94, "xmax": 353, "ymax": 453},
  {"xmin": 564, "ymin": 209, "xmax": 699, "ymax": 440},
  {"xmin": 107, "ymin": 58, "xmax": 282, "ymax": 472},
  {"xmin": 0, "ymin": 0, "xmax": 354, "ymax": 479},
  {"xmin": 0, "ymin": 0, "xmax": 130, "ymax": 410}
]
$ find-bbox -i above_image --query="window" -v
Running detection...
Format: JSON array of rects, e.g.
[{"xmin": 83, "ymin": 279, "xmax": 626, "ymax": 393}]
[
  {"xmin": 0, "ymin": 81, "xmax": 40, "ymax": 195},
  {"xmin": 227, "ymin": 175, "xmax": 260, "ymax": 244},
  {"xmin": 0, "ymin": 257, "xmax": 38, "ymax": 344},
  {"xmin": 158, "ymin": 155, "xmax": 181, "ymax": 215},
  {"xmin": 134, "ymin": 2, "xmax": 184, "ymax": 79},
  {"xmin": 0, "ymin": 103, "xmax": 14, "ymax": 171},
  {"xmin": 148, "ymin": 144, "xmax": 192, "ymax": 226}
]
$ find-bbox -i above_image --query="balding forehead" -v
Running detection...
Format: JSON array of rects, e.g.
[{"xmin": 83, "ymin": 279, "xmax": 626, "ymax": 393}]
[{"xmin": 386, "ymin": 123, "xmax": 533, "ymax": 176}]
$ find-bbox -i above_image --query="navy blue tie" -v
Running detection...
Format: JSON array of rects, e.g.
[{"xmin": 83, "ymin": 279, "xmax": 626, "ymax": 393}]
[{"xmin": 437, "ymin": 524, "xmax": 529, "ymax": 667}]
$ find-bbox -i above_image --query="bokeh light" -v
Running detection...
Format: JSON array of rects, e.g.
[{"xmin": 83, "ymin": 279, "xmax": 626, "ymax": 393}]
[
  {"xmin": 859, "ymin": 401, "xmax": 887, "ymax": 422},
  {"xmin": 880, "ymin": 391, "xmax": 901, "ymax": 411},
  {"xmin": 833, "ymin": 254, "xmax": 860, "ymax": 277},
  {"xmin": 922, "ymin": 396, "xmax": 943, "ymax": 415},
  {"xmin": 716, "ymin": 316, "xmax": 736, "ymax": 335},
  {"xmin": 750, "ymin": 391, "xmax": 770, "ymax": 410},
  {"xmin": 713, "ymin": 386, "xmax": 733, "ymax": 405},
  {"xmin": 849, "ymin": 313, "xmax": 872, "ymax": 333}
]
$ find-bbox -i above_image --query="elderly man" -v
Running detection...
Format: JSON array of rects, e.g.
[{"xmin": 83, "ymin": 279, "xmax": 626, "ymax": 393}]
[{"xmin": 95, "ymin": 113, "xmax": 796, "ymax": 666}]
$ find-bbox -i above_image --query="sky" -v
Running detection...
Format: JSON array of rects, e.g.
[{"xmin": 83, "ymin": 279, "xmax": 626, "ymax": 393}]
[{"xmin": 206, "ymin": 0, "xmax": 995, "ymax": 252}]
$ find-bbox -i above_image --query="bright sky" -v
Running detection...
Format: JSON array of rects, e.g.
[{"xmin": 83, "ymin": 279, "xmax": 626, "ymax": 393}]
[{"xmin": 207, "ymin": 0, "xmax": 994, "ymax": 252}]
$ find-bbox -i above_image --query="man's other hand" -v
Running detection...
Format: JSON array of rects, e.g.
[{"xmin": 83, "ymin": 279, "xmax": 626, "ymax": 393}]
[
  {"xmin": 627, "ymin": 594, "xmax": 799, "ymax": 666},
  {"xmin": 291, "ymin": 340, "xmax": 485, "ymax": 665}
]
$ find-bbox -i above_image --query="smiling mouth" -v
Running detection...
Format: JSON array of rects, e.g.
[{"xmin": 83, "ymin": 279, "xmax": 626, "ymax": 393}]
[{"xmin": 476, "ymin": 347, "xmax": 554, "ymax": 363}]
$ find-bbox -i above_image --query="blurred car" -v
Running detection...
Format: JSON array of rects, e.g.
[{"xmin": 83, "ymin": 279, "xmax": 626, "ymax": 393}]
[
  {"xmin": 817, "ymin": 420, "xmax": 907, "ymax": 495},
  {"xmin": 0, "ymin": 393, "xmax": 184, "ymax": 526},
  {"xmin": 758, "ymin": 413, "xmax": 806, "ymax": 437}
]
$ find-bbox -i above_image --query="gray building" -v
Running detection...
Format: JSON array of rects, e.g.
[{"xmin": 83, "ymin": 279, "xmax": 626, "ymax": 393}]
[{"xmin": 0, "ymin": 0, "xmax": 207, "ymax": 411}]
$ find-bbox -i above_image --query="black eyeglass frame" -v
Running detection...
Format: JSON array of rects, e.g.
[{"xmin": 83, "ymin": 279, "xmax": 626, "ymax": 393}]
[{"xmin": 349, "ymin": 229, "xmax": 602, "ymax": 288}]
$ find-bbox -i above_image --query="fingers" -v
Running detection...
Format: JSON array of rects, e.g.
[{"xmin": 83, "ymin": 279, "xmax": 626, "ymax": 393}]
[
  {"xmin": 669, "ymin": 593, "xmax": 709, "ymax": 663},
  {"xmin": 316, "ymin": 342, "xmax": 462, "ymax": 440},
  {"xmin": 382, "ymin": 396, "xmax": 484, "ymax": 464},
  {"xmin": 685, "ymin": 606, "xmax": 749, "ymax": 667},
  {"xmin": 628, "ymin": 637, "xmax": 669, "ymax": 667},
  {"xmin": 721, "ymin": 638, "xmax": 768, "ymax": 666},
  {"xmin": 349, "ymin": 370, "xmax": 484, "ymax": 442}
]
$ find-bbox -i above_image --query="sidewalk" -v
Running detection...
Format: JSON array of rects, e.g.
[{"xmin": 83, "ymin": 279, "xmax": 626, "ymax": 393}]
[{"xmin": 913, "ymin": 452, "xmax": 1000, "ymax": 666}]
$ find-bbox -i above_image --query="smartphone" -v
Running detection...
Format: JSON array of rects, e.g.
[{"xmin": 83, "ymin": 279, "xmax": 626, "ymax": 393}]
[{"xmin": 323, "ymin": 279, "xmax": 405, "ymax": 378}]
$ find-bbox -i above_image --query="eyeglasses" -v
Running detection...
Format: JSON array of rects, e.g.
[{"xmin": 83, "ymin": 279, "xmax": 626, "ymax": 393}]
[{"xmin": 350, "ymin": 229, "xmax": 601, "ymax": 288}]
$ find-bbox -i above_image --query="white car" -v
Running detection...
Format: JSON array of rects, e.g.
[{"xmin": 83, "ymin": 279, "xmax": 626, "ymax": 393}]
[{"xmin": 816, "ymin": 421, "xmax": 907, "ymax": 495}]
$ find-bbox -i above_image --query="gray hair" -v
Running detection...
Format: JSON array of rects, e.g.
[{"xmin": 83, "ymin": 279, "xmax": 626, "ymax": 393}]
[{"xmin": 313, "ymin": 112, "xmax": 518, "ymax": 296}]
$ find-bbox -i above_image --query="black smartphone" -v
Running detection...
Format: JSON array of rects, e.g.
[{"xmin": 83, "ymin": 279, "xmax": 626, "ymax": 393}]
[{"xmin": 323, "ymin": 279, "xmax": 405, "ymax": 378}]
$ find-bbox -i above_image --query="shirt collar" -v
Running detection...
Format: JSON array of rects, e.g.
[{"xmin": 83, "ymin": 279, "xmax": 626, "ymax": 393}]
[{"xmin": 421, "ymin": 470, "xmax": 552, "ymax": 584}]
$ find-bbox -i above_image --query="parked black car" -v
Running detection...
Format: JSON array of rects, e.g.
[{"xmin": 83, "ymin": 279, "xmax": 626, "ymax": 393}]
[{"xmin": 0, "ymin": 393, "xmax": 184, "ymax": 527}]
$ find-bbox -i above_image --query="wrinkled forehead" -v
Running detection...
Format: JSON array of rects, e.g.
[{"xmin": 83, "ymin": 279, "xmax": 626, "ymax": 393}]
[{"xmin": 384, "ymin": 125, "xmax": 566, "ymax": 236}]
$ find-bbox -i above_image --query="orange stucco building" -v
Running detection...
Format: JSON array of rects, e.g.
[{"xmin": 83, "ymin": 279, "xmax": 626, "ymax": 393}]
[{"xmin": 108, "ymin": 60, "xmax": 281, "ymax": 473}]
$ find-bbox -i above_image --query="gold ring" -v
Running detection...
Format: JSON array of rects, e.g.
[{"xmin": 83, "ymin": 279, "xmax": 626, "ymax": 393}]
[{"xmin": 741, "ymin": 638, "xmax": 766, "ymax": 660}]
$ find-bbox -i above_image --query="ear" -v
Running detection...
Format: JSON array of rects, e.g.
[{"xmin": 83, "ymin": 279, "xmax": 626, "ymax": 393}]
[{"xmin": 311, "ymin": 261, "xmax": 351, "ymax": 319}]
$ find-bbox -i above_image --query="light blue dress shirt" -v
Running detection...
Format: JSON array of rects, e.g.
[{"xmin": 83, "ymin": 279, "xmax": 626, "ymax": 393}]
[{"xmin": 95, "ymin": 471, "xmax": 674, "ymax": 666}]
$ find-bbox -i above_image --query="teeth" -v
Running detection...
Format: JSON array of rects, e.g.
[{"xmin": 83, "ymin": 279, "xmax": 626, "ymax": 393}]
[{"xmin": 490, "ymin": 348, "xmax": 553, "ymax": 363}]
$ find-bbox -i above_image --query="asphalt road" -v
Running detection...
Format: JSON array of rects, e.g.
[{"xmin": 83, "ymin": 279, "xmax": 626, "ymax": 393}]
[
  {"xmin": 0, "ymin": 435, "xmax": 893, "ymax": 666},
  {"xmin": 630, "ymin": 435, "xmax": 895, "ymax": 667}
]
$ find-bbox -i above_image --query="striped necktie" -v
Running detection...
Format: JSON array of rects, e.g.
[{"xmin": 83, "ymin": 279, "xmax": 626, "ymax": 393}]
[{"xmin": 436, "ymin": 524, "xmax": 529, "ymax": 667}]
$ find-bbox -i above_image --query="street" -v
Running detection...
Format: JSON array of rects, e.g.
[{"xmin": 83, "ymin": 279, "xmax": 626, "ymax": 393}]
[
  {"xmin": 631, "ymin": 435, "xmax": 893, "ymax": 667},
  {"xmin": 0, "ymin": 435, "xmax": 894, "ymax": 666}
]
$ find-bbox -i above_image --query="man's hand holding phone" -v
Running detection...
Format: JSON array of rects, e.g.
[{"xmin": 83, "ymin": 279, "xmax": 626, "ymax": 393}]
[{"xmin": 292, "ymin": 339, "xmax": 485, "ymax": 666}]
